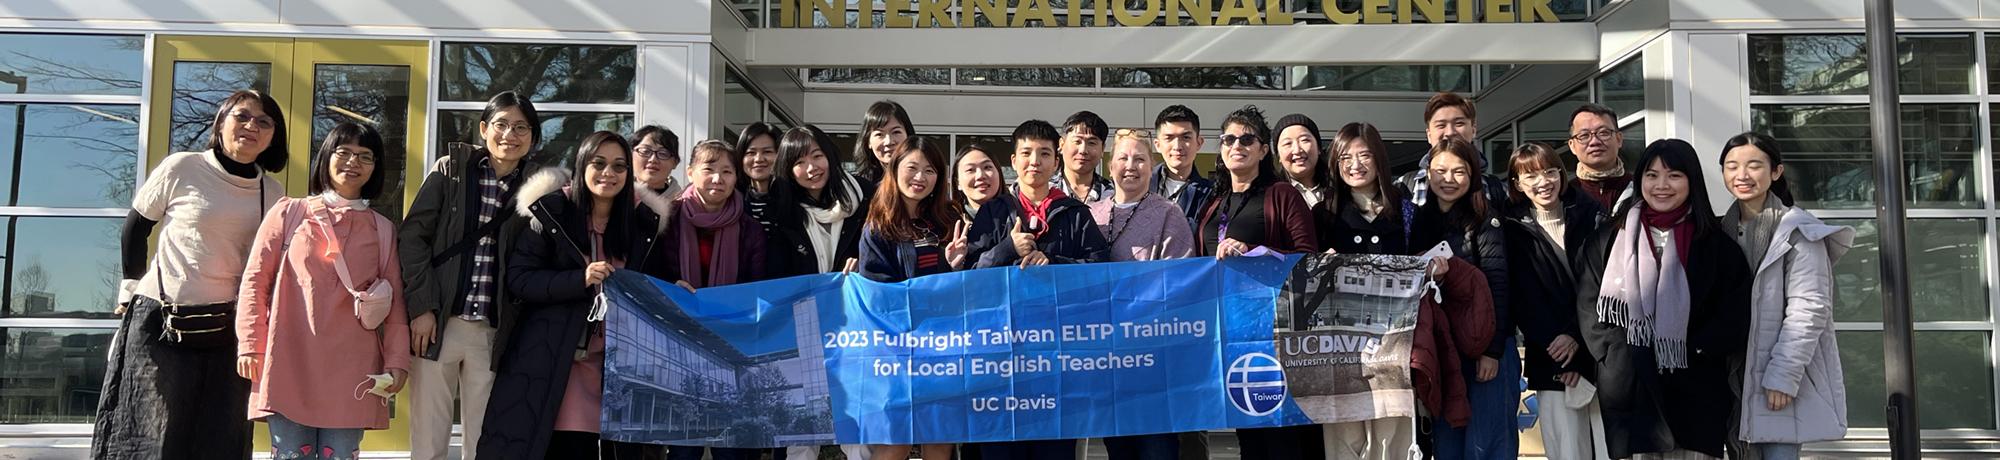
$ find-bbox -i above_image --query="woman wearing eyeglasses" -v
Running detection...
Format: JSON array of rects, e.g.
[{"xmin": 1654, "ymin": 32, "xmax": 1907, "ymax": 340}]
[
  {"xmin": 631, "ymin": 125, "xmax": 685, "ymax": 200},
  {"xmin": 95, "ymin": 89, "xmax": 290, "ymax": 459},
  {"xmin": 1502, "ymin": 143, "xmax": 1609, "ymax": 460},
  {"xmin": 1192, "ymin": 105, "xmax": 1321, "ymax": 459}
]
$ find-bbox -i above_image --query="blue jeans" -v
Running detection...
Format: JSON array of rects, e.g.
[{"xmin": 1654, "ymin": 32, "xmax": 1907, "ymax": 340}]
[
  {"xmin": 1430, "ymin": 337, "xmax": 1522, "ymax": 460},
  {"xmin": 266, "ymin": 413, "xmax": 363, "ymax": 460},
  {"xmin": 1757, "ymin": 443, "xmax": 1802, "ymax": 460}
]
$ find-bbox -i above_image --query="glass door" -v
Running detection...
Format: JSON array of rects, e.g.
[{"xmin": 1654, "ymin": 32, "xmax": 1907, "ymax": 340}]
[
  {"xmin": 148, "ymin": 36, "xmax": 427, "ymax": 216},
  {"xmin": 147, "ymin": 35, "xmax": 429, "ymax": 452}
]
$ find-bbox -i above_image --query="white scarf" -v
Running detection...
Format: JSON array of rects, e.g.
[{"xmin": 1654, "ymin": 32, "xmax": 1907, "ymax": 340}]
[{"xmin": 801, "ymin": 175, "xmax": 860, "ymax": 273}]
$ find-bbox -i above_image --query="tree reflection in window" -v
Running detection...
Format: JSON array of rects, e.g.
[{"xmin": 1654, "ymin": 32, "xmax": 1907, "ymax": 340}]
[
  {"xmin": 441, "ymin": 43, "xmax": 636, "ymax": 104},
  {"xmin": 1104, "ymin": 67, "xmax": 1283, "ymax": 90}
]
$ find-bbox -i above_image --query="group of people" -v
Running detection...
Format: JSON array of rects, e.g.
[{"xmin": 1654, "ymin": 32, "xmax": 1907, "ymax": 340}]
[{"xmin": 85, "ymin": 87, "xmax": 1852, "ymax": 460}]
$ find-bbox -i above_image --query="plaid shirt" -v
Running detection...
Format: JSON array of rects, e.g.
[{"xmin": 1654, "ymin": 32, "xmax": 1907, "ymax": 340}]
[{"xmin": 461, "ymin": 157, "xmax": 517, "ymax": 321}]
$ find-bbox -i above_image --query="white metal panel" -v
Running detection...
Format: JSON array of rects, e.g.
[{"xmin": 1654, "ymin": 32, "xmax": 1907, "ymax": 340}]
[
  {"xmin": 0, "ymin": 0, "xmax": 280, "ymax": 24},
  {"xmin": 1683, "ymin": 32, "xmax": 1747, "ymax": 213},
  {"xmin": 1469, "ymin": 63, "xmax": 1597, "ymax": 130},
  {"xmin": 1598, "ymin": 0, "xmax": 1668, "ymax": 66},
  {"xmin": 747, "ymin": 23, "xmax": 1600, "ymax": 68}
]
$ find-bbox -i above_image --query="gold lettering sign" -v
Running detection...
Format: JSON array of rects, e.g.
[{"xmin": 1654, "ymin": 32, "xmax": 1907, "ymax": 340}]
[{"xmin": 780, "ymin": 0, "xmax": 1560, "ymax": 28}]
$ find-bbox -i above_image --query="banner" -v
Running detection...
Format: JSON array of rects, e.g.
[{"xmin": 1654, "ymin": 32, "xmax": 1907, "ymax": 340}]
[{"xmin": 600, "ymin": 253, "xmax": 1428, "ymax": 448}]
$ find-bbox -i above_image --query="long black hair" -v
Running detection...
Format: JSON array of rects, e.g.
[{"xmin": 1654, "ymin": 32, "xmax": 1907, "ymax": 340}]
[
  {"xmin": 772, "ymin": 125, "xmax": 858, "ymax": 220},
  {"xmin": 853, "ymin": 100, "xmax": 915, "ymax": 183},
  {"xmin": 307, "ymin": 122, "xmax": 390, "ymax": 200},
  {"xmin": 205, "ymin": 89, "xmax": 289, "ymax": 172},
  {"xmin": 1617, "ymin": 138, "xmax": 1722, "ymax": 239},
  {"xmin": 1719, "ymin": 131, "xmax": 1795, "ymax": 207},
  {"xmin": 568, "ymin": 130, "xmax": 636, "ymax": 254}
]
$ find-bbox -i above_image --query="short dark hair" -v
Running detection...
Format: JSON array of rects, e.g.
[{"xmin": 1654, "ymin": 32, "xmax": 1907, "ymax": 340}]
[
  {"xmin": 1012, "ymin": 119, "xmax": 1061, "ymax": 147},
  {"xmin": 1061, "ymin": 110, "xmax": 1109, "ymax": 140},
  {"xmin": 629, "ymin": 125, "xmax": 680, "ymax": 160},
  {"xmin": 480, "ymin": 91, "xmax": 542, "ymax": 145},
  {"xmin": 1571, "ymin": 103, "xmax": 1619, "ymax": 127},
  {"xmin": 205, "ymin": 89, "xmax": 289, "ymax": 173},
  {"xmin": 1216, "ymin": 105, "xmax": 1277, "ymax": 193},
  {"xmin": 1423, "ymin": 92, "xmax": 1477, "ymax": 123},
  {"xmin": 1221, "ymin": 104, "xmax": 1270, "ymax": 144},
  {"xmin": 1153, "ymin": 105, "xmax": 1201, "ymax": 132},
  {"xmin": 307, "ymin": 122, "xmax": 389, "ymax": 199}
]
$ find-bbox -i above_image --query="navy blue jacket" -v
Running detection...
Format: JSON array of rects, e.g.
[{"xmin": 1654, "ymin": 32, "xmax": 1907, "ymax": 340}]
[
  {"xmin": 1151, "ymin": 164, "xmax": 1215, "ymax": 232},
  {"xmin": 965, "ymin": 190, "xmax": 1110, "ymax": 268}
]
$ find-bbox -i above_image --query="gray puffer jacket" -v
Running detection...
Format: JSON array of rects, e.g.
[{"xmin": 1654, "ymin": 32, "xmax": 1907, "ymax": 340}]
[{"xmin": 1736, "ymin": 206, "xmax": 1854, "ymax": 444}]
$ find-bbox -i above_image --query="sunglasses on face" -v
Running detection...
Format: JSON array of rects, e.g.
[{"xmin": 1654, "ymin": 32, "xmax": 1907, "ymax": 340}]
[{"xmin": 1219, "ymin": 134, "xmax": 1262, "ymax": 147}]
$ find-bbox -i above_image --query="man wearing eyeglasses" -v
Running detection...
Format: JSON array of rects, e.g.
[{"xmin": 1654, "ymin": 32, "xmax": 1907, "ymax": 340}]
[{"xmin": 1566, "ymin": 103, "xmax": 1632, "ymax": 209}]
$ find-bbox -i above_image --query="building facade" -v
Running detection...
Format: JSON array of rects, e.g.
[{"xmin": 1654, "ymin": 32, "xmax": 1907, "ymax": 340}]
[{"xmin": 0, "ymin": 0, "xmax": 1994, "ymax": 455}]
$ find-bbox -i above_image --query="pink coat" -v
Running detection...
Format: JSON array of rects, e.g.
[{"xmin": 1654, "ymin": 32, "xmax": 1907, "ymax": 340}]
[{"xmin": 236, "ymin": 197, "xmax": 412, "ymax": 429}]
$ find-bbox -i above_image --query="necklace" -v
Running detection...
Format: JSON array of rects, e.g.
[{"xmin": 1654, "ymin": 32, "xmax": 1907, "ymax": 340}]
[{"xmin": 1104, "ymin": 204, "xmax": 1141, "ymax": 243}]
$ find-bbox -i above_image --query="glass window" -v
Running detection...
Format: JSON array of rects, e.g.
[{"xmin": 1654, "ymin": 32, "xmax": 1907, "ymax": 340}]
[
  {"xmin": 1753, "ymin": 104, "xmax": 1980, "ymax": 209},
  {"xmin": 0, "ymin": 104, "xmax": 140, "ymax": 208},
  {"xmin": 1595, "ymin": 59, "xmax": 1642, "ymax": 119},
  {"xmin": 956, "ymin": 135, "xmax": 1019, "ymax": 184},
  {"xmin": 0, "ymin": 34, "xmax": 144, "ymax": 96},
  {"xmin": 1749, "ymin": 34, "xmax": 1975, "ymax": 96},
  {"xmin": 722, "ymin": 71, "xmax": 765, "ymax": 144},
  {"xmin": 0, "ymin": 327, "xmax": 115, "ymax": 423},
  {"xmin": 1517, "ymin": 86, "xmax": 1591, "ymax": 156},
  {"xmin": 1291, "ymin": 65, "xmax": 1471, "ymax": 93},
  {"xmin": 1484, "ymin": 127, "xmax": 1516, "ymax": 172},
  {"xmin": 1104, "ymin": 67, "xmax": 1284, "ymax": 90},
  {"xmin": 957, "ymin": 68, "xmax": 1092, "ymax": 87},
  {"xmin": 440, "ymin": 43, "xmax": 637, "ymax": 104},
  {"xmin": 0, "ymin": 217, "xmax": 123, "ymax": 319},
  {"xmin": 1823, "ymin": 218, "xmax": 1986, "ymax": 323},
  {"xmin": 437, "ymin": 110, "xmax": 635, "ymax": 172},
  {"xmin": 167, "ymin": 62, "xmax": 272, "ymax": 155},
  {"xmin": 827, "ymin": 132, "xmax": 947, "ymax": 174},
  {"xmin": 807, "ymin": 68, "xmax": 951, "ymax": 85},
  {"xmin": 1837, "ymin": 330, "xmax": 1995, "ymax": 429}
]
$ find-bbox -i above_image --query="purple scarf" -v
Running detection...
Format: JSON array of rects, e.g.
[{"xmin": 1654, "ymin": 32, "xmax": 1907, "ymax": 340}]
[
  {"xmin": 1596, "ymin": 208, "xmax": 1693, "ymax": 371},
  {"xmin": 675, "ymin": 187, "xmax": 744, "ymax": 287}
]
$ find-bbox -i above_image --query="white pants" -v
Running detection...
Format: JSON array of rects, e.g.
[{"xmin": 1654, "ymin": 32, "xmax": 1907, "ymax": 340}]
[
  {"xmin": 1536, "ymin": 390, "xmax": 1610, "ymax": 460},
  {"xmin": 409, "ymin": 317, "xmax": 497, "ymax": 460},
  {"xmin": 1321, "ymin": 417, "xmax": 1416, "ymax": 460}
]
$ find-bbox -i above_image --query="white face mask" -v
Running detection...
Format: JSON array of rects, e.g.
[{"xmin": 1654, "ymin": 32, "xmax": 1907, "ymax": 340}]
[{"xmin": 352, "ymin": 372, "xmax": 394, "ymax": 406}]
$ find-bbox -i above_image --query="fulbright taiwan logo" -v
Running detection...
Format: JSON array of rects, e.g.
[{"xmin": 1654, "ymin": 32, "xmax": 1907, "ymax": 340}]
[{"xmin": 1225, "ymin": 352, "xmax": 1287, "ymax": 417}]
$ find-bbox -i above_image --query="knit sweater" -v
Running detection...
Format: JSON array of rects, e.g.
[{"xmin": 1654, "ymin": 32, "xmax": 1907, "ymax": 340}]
[{"xmin": 1087, "ymin": 193, "xmax": 1196, "ymax": 261}]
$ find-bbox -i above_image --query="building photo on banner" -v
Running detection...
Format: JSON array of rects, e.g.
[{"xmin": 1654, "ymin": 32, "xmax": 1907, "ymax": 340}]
[{"xmin": 0, "ymin": 0, "xmax": 1989, "ymax": 458}]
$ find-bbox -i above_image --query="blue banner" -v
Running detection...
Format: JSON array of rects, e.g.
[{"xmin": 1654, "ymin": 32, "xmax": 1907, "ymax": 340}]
[{"xmin": 601, "ymin": 253, "xmax": 1427, "ymax": 448}]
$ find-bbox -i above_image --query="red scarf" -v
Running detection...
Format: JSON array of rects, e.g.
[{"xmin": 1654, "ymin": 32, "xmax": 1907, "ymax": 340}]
[
  {"xmin": 1015, "ymin": 186, "xmax": 1068, "ymax": 237},
  {"xmin": 1639, "ymin": 203, "xmax": 1694, "ymax": 262}
]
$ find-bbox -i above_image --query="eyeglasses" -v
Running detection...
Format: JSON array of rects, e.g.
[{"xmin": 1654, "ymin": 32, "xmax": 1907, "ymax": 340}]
[
  {"xmin": 230, "ymin": 111, "xmax": 275, "ymax": 131},
  {"xmin": 331, "ymin": 148, "xmax": 376, "ymax": 165},
  {"xmin": 492, "ymin": 122, "xmax": 535, "ymax": 138},
  {"xmin": 1219, "ymin": 134, "xmax": 1262, "ymax": 147},
  {"xmin": 634, "ymin": 147, "xmax": 676, "ymax": 162},
  {"xmin": 1516, "ymin": 168, "xmax": 1563, "ymax": 184},
  {"xmin": 1570, "ymin": 128, "xmax": 1617, "ymax": 143}
]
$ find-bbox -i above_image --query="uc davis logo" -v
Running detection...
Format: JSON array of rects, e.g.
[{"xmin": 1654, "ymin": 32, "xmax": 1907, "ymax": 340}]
[{"xmin": 1225, "ymin": 352, "xmax": 1287, "ymax": 416}]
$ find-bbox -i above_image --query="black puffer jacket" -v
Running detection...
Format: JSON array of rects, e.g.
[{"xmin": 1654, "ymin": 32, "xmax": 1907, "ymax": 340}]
[{"xmin": 476, "ymin": 169, "xmax": 667, "ymax": 460}]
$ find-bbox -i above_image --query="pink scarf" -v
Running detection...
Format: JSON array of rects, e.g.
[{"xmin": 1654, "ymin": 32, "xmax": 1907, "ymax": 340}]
[{"xmin": 675, "ymin": 187, "xmax": 744, "ymax": 287}]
